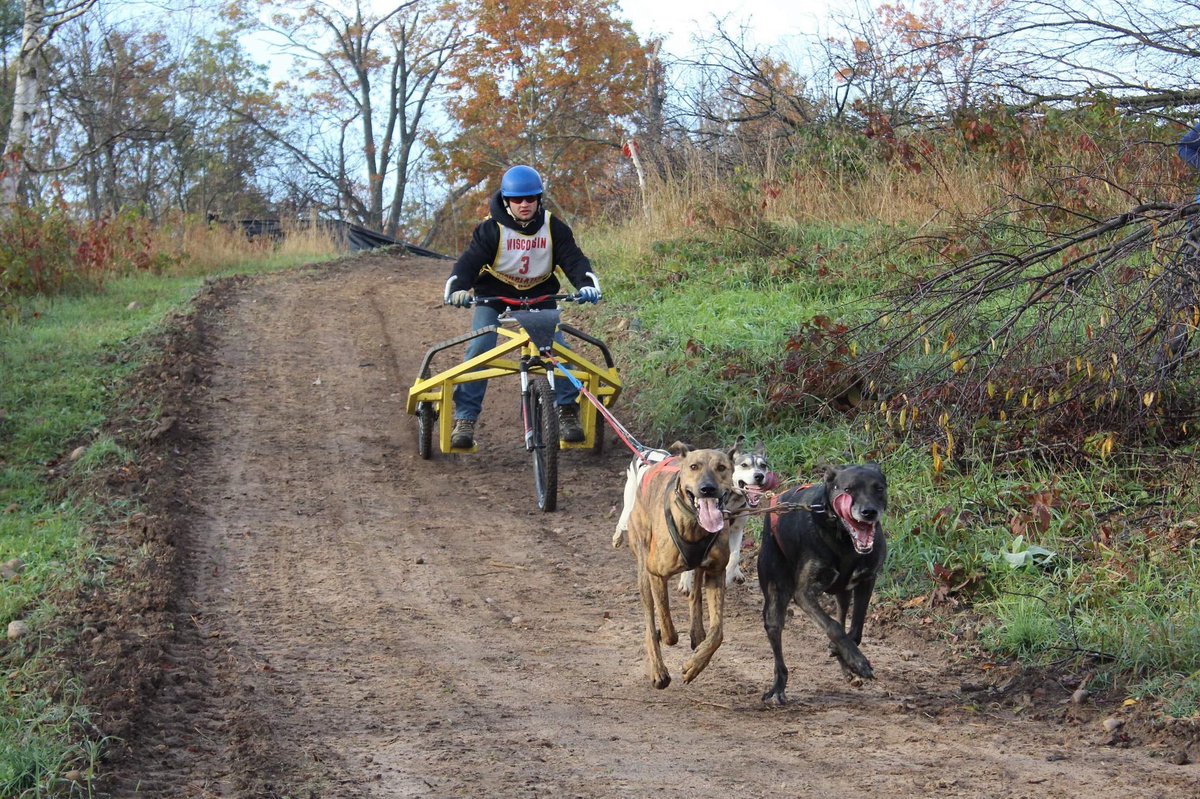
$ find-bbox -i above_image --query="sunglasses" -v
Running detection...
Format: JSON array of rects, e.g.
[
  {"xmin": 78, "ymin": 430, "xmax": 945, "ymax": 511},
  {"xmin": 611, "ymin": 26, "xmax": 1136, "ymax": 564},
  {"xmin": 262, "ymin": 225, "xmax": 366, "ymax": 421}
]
[{"xmin": 506, "ymin": 195, "xmax": 540, "ymax": 204}]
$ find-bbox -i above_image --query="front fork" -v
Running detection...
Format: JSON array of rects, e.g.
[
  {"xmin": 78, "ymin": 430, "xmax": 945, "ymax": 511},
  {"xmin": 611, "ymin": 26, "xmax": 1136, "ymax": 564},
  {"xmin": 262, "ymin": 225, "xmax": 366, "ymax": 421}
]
[{"xmin": 519, "ymin": 355, "xmax": 555, "ymax": 451}]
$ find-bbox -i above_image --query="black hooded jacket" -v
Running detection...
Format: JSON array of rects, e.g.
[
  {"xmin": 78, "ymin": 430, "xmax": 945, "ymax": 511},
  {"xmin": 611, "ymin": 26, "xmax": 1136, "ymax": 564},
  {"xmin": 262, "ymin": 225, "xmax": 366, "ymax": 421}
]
[{"xmin": 446, "ymin": 191, "xmax": 596, "ymax": 304}]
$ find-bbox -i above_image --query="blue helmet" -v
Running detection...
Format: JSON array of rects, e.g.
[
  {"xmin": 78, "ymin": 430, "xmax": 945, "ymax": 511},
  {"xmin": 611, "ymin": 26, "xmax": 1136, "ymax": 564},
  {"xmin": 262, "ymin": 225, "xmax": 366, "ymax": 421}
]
[{"xmin": 500, "ymin": 165, "xmax": 544, "ymax": 197}]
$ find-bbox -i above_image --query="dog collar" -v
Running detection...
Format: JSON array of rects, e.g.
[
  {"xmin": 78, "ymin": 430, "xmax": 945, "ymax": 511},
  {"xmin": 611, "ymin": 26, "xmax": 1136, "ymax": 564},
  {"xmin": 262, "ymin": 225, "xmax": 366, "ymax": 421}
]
[
  {"xmin": 810, "ymin": 486, "xmax": 836, "ymax": 526},
  {"xmin": 664, "ymin": 475, "xmax": 722, "ymax": 571},
  {"xmin": 764, "ymin": 484, "xmax": 824, "ymax": 526}
]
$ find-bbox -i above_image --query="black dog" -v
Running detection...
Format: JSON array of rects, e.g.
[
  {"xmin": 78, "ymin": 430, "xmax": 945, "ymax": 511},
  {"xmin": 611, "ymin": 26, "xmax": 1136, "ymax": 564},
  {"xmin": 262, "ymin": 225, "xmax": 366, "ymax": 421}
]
[{"xmin": 757, "ymin": 464, "xmax": 888, "ymax": 706}]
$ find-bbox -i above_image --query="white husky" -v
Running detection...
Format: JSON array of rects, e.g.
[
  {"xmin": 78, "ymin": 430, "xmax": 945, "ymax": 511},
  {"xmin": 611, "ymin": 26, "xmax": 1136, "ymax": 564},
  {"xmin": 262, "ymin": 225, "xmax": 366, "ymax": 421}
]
[{"xmin": 612, "ymin": 437, "xmax": 772, "ymax": 591}]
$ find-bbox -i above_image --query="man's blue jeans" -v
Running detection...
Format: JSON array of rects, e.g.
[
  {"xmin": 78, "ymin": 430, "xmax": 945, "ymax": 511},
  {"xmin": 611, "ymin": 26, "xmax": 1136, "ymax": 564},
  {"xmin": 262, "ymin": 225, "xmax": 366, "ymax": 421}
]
[{"xmin": 452, "ymin": 303, "xmax": 580, "ymax": 420}]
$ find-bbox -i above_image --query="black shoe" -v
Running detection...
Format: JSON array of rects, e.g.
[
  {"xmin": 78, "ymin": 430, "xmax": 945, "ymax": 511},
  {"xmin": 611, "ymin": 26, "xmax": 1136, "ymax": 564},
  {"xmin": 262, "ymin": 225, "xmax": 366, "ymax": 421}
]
[
  {"xmin": 558, "ymin": 405, "xmax": 585, "ymax": 443},
  {"xmin": 451, "ymin": 418, "xmax": 476, "ymax": 448}
]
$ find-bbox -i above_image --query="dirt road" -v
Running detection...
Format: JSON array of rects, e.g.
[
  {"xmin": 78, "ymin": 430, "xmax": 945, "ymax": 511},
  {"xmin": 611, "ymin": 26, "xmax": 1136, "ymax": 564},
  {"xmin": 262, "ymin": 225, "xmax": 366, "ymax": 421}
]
[{"xmin": 94, "ymin": 253, "xmax": 1197, "ymax": 797}]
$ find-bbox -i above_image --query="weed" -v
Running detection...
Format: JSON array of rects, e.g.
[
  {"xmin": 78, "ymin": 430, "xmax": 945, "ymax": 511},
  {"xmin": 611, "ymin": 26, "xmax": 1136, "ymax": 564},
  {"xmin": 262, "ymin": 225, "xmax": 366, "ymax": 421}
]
[
  {"xmin": 1131, "ymin": 671, "xmax": 1200, "ymax": 719},
  {"xmin": 70, "ymin": 436, "xmax": 133, "ymax": 473},
  {"xmin": 981, "ymin": 593, "xmax": 1060, "ymax": 658}
]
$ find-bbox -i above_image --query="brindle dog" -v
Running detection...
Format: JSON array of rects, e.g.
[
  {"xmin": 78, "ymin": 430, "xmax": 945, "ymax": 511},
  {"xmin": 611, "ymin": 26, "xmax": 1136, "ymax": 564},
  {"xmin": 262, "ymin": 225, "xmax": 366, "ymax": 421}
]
[
  {"xmin": 626, "ymin": 441, "xmax": 736, "ymax": 689},
  {"xmin": 758, "ymin": 464, "xmax": 888, "ymax": 706}
]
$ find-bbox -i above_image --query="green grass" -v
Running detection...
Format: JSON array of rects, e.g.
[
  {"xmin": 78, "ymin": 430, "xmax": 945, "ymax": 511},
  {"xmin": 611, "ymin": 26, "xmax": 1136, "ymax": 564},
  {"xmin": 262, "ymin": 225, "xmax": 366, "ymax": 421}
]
[
  {"xmin": 0, "ymin": 252, "xmax": 332, "ymax": 796},
  {"xmin": 0, "ymin": 272, "xmax": 211, "ymax": 599},
  {"xmin": 586, "ymin": 221, "xmax": 1200, "ymax": 718},
  {"xmin": 634, "ymin": 284, "xmax": 867, "ymax": 354}
]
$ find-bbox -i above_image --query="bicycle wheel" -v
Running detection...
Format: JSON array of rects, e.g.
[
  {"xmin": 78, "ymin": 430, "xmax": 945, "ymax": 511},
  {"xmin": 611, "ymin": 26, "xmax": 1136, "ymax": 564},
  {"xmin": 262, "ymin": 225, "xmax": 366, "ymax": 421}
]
[
  {"xmin": 416, "ymin": 401, "xmax": 435, "ymax": 460},
  {"xmin": 528, "ymin": 379, "xmax": 559, "ymax": 511},
  {"xmin": 590, "ymin": 403, "xmax": 606, "ymax": 455}
]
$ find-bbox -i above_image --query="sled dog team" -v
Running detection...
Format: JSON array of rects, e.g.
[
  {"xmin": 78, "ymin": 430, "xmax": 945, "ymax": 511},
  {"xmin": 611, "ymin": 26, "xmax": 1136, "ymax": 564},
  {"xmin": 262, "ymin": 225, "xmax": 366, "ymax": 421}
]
[{"xmin": 613, "ymin": 437, "xmax": 889, "ymax": 704}]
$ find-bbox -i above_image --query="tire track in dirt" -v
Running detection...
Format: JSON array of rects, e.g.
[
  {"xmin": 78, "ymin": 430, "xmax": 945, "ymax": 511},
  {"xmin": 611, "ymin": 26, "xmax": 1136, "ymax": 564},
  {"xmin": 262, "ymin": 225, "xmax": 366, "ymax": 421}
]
[{"xmin": 102, "ymin": 253, "xmax": 1198, "ymax": 798}]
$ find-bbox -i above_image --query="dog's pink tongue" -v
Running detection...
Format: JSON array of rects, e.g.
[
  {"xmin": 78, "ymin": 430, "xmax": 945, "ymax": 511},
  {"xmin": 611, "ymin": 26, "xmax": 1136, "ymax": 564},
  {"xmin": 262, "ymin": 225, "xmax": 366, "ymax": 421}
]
[
  {"xmin": 696, "ymin": 498, "xmax": 724, "ymax": 533},
  {"xmin": 833, "ymin": 492, "xmax": 875, "ymax": 552}
]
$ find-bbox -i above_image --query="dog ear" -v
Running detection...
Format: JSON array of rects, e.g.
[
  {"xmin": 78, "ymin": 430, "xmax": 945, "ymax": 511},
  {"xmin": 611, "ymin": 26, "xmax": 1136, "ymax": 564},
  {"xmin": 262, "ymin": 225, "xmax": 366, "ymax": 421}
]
[
  {"xmin": 753, "ymin": 440, "xmax": 766, "ymax": 457},
  {"xmin": 823, "ymin": 465, "xmax": 841, "ymax": 484},
  {"xmin": 729, "ymin": 434, "xmax": 746, "ymax": 459},
  {"xmin": 668, "ymin": 440, "xmax": 693, "ymax": 456}
]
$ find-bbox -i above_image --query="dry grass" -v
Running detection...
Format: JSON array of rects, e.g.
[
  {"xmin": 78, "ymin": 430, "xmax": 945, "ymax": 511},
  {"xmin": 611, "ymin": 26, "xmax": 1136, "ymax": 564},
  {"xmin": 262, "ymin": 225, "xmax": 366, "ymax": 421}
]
[
  {"xmin": 613, "ymin": 133, "xmax": 1178, "ymax": 246},
  {"xmin": 155, "ymin": 218, "xmax": 338, "ymax": 276},
  {"xmin": 588, "ymin": 148, "xmax": 1008, "ymax": 272}
]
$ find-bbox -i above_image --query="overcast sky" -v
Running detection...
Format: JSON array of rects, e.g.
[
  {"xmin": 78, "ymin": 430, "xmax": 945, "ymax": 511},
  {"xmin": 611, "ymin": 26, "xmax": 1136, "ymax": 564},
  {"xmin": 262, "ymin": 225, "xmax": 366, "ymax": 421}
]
[{"xmin": 616, "ymin": 0, "xmax": 838, "ymax": 55}]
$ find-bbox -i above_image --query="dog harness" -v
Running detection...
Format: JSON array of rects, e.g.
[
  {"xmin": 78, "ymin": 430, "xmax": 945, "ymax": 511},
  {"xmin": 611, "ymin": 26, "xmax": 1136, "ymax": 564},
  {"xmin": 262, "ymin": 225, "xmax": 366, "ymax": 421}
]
[
  {"xmin": 640, "ymin": 456, "xmax": 678, "ymax": 491},
  {"xmin": 642, "ymin": 457, "xmax": 723, "ymax": 570},
  {"xmin": 766, "ymin": 485, "xmax": 826, "ymax": 556}
]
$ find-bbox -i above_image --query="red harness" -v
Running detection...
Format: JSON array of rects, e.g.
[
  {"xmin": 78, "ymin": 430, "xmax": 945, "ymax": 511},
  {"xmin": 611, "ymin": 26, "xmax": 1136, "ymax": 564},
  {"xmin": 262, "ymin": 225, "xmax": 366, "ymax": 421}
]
[
  {"xmin": 640, "ymin": 455, "xmax": 678, "ymax": 491},
  {"xmin": 767, "ymin": 484, "xmax": 813, "ymax": 552}
]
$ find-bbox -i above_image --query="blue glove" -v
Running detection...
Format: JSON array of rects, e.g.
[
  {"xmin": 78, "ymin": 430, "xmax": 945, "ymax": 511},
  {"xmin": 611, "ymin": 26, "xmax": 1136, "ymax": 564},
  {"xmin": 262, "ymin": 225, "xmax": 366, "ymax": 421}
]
[
  {"xmin": 579, "ymin": 286, "xmax": 601, "ymax": 304},
  {"xmin": 449, "ymin": 289, "xmax": 473, "ymax": 307}
]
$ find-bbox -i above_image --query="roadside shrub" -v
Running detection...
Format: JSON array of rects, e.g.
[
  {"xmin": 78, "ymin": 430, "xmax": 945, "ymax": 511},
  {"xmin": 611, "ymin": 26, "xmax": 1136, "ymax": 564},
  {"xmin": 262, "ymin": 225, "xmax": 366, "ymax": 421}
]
[
  {"xmin": 1, "ymin": 209, "xmax": 206, "ymax": 318},
  {"xmin": 0, "ymin": 208, "xmax": 82, "ymax": 309},
  {"xmin": 77, "ymin": 211, "xmax": 178, "ymax": 276}
]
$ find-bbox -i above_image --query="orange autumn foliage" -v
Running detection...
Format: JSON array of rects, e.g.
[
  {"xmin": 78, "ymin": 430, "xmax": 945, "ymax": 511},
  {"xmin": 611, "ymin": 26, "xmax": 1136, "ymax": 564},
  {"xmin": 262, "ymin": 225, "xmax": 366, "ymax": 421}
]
[{"xmin": 432, "ymin": 0, "xmax": 648, "ymax": 224}]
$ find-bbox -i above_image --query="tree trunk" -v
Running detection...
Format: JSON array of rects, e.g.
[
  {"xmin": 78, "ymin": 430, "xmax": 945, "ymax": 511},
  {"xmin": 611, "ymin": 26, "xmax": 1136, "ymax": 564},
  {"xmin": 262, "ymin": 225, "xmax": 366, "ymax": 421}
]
[{"xmin": 0, "ymin": 0, "xmax": 48, "ymax": 216}]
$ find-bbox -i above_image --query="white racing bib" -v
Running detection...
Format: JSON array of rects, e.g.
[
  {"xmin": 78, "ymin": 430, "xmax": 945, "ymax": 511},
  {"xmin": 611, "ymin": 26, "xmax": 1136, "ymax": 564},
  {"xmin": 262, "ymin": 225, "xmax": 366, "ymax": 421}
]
[{"xmin": 485, "ymin": 213, "xmax": 555, "ymax": 290}]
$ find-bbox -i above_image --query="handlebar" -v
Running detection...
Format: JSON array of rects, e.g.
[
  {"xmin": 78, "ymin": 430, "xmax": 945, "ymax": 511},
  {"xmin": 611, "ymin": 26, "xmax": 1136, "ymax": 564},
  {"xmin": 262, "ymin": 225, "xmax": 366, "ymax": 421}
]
[{"xmin": 448, "ymin": 294, "xmax": 584, "ymax": 309}]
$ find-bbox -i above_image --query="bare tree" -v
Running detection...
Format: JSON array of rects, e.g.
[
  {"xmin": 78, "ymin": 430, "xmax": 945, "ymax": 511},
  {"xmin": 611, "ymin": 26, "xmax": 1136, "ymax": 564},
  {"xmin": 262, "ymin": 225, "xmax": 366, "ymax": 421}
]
[
  {"xmin": 50, "ymin": 21, "xmax": 179, "ymax": 218},
  {"xmin": 1, "ymin": 0, "xmax": 96, "ymax": 214},
  {"xmin": 837, "ymin": 203, "xmax": 1200, "ymax": 457},
  {"xmin": 832, "ymin": 0, "xmax": 1200, "ymax": 115},
  {"xmin": 240, "ymin": 0, "xmax": 464, "ymax": 235},
  {"xmin": 13, "ymin": 5, "xmax": 280, "ymax": 222},
  {"xmin": 819, "ymin": 1, "xmax": 939, "ymax": 128},
  {"xmin": 679, "ymin": 20, "xmax": 818, "ymax": 153},
  {"xmin": 983, "ymin": 0, "xmax": 1200, "ymax": 111},
  {"xmin": 782, "ymin": 0, "xmax": 1200, "ymax": 456}
]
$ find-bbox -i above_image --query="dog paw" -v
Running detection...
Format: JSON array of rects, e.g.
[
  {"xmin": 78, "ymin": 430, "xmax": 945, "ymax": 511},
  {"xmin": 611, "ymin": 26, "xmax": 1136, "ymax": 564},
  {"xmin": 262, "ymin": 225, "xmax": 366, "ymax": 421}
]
[
  {"xmin": 611, "ymin": 530, "xmax": 625, "ymax": 548},
  {"xmin": 676, "ymin": 573, "xmax": 694, "ymax": 594},
  {"xmin": 652, "ymin": 671, "xmax": 671, "ymax": 690},
  {"xmin": 728, "ymin": 567, "xmax": 746, "ymax": 585},
  {"xmin": 761, "ymin": 689, "xmax": 788, "ymax": 707},
  {"xmin": 835, "ymin": 652, "xmax": 875, "ymax": 681}
]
